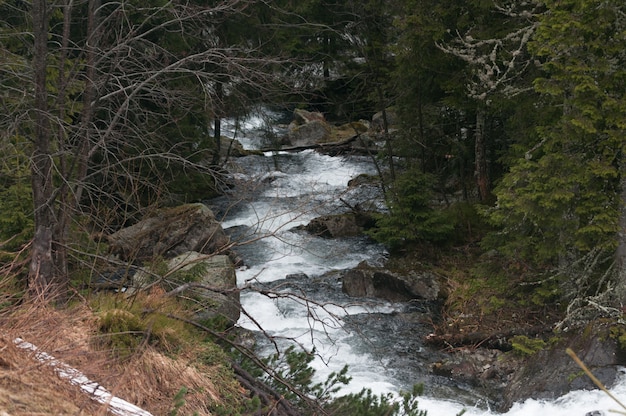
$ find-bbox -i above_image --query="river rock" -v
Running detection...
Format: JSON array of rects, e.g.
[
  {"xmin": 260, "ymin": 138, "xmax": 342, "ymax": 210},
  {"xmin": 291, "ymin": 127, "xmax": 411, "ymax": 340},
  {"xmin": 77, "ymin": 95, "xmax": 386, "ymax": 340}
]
[
  {"xmin": 430, "ymin": 348, "xmax": 520, "ymax": 409},
  {"xmin": 298, "ymin": 212, "xmax": 375, "ymax": 238},
  {"xmin": 170, "ymin": 252, "xmax": 240, "ymax": 326},
  {"xmin": 107, "ymin": 203, "xmax": 230, "ymax": 261},
  {"xmin": 499, "ymin": 321, "xmax": 626, "ymax": 411},
  {"xmin": 342, "ymin": 262, "xmax": 441, "ymax": 302},
  {"xmin": 371, "ymin": 109, "xmax": 398, "ymax": 132},
  {"xmin": 132, "ymin": 251, "xmax": 240, "ymax": 326},
  {"xmin": 293, "ymin": 108, "xmax": 325, "ymax": 124},
  {"xmin": 287, "ymin": 109, "xmax": 332, "ymax": 146},
  {"xmin": 219, "ymin": 136, "xmax": 248, "ymax": 157}
]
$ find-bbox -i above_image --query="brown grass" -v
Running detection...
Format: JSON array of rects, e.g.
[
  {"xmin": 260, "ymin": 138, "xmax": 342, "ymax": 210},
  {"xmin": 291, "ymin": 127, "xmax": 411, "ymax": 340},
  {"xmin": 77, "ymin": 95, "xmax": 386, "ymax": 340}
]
[{"xmin": 0, "ymin": 295, "xmax": 239, "ymax": 416}]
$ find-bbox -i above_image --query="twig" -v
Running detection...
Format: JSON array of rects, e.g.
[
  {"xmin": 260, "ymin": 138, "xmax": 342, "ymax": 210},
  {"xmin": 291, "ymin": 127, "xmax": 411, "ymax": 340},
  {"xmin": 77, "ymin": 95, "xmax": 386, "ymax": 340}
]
[{"xmin": 566, "ymin": 348, "xmax": 626, "ymax": 415}]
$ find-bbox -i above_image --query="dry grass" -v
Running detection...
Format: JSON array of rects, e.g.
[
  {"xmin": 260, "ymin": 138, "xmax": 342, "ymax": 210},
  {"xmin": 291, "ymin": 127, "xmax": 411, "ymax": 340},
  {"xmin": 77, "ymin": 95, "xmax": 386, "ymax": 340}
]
[{"xmin": 0, "ymin": 294, "xmax": 242, "ymax": 416}]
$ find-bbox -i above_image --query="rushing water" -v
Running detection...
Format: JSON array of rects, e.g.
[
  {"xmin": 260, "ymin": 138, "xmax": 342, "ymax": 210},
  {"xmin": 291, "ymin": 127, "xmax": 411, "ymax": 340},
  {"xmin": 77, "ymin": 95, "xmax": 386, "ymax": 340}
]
[{"xmin": 211, "ymin": 112, "xmax": 626, "ymax": 416}]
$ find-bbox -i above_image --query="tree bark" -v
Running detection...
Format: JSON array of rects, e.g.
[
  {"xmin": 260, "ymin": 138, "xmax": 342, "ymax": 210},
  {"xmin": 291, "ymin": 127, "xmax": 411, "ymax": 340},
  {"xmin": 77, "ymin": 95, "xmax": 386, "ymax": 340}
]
[
  {"xmin": 212, "ymin": 80, "xmax": 224, "ymax": 165},
  {"xmin": 474, "ymin": 104, "xmax": 490, "ymax": 202},
  {"xmin": 615, "ymin": 155, "xmax": 626, "ymax": 306},
  {"xmin": 376, "ymin": 85, "xmax": 395, "ymax": 182},
  {"xmin": 29, "ymin": 0, "xmax": 61, "ymax": 298}
]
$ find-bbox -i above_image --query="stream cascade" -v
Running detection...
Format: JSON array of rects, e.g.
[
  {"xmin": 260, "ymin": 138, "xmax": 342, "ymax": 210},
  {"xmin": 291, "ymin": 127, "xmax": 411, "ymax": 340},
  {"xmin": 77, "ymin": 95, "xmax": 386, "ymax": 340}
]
[{"xmin": 207, "ymin": 110, "xmax": 626, "ymax": 416}]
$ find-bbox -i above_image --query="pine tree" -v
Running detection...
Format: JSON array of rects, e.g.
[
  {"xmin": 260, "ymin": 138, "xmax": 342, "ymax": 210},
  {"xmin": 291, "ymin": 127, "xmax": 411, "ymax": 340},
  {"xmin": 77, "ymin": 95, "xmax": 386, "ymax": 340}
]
[{"xmin": 487, "ymin": 0, "xmax": 626, "ymax": 312}]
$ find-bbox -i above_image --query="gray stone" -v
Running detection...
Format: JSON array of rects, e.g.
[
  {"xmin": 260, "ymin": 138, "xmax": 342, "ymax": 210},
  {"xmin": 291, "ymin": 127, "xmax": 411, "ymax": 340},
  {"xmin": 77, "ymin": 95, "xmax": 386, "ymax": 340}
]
[
  {"xmin": 130, "ymin": 251, "xmax": 240, "ymax": 326},
  {"xmin": 106, "ymin": 203, "xmax": 230, "ymax": 262},
  {"xmin": 166, "ymin": 252, "xmax": 240, "ymax": 326},
  {"xmin": 298, "ymin": 212, "xmax": 376, "ymax": 238},
  {"xmin": 371, "ymin": 109, "xmax": 398, "ymax": 132},
  {"xmin": 342, "ymin": 262, "xmax": 441, "ymax": 302},
  {"xmin": 302, "ymin": 214, "xmax": 362, "ymax": 238},
  {"xmin": 219, "ymin": 136, "xmax": 247, "ymax": 157},
  {"xmin": 293, "ymin": 108, "xmax": 326, "ymax": 124},
  {"xmin": 500, "ymin": 322, "xmax": 624, "ymax": 411},
  {"xmin": 288, "ymin": 119, "xmax": 331, "ymax": 147},
  {"xmin": 286, "ymin": 109, "xmax": 332, "ymax": 147}
]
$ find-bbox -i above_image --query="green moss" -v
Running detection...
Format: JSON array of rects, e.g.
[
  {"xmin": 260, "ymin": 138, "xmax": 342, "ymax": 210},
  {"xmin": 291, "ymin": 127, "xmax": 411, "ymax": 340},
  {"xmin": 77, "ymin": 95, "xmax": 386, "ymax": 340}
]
[
  {"xmin": 510, "ymin": 335, "xmax": 547, "ymax": 357},
  {"xmin": 567, "ymin": 370, "xmax": 585, "ymax": 383},
  {"xmin": 97, "ymin": 308, "xmax": 145, "ymax": 357},
  {"xmin": 170, "ymin": 262, "xmax": 208, "ymax": 284},
  {"xmin": 609, "ymin": 326, "xmax": 626, "ymax": 351},
  {"xmin": 486, "ymin": 296, "xmax": 506, "ymax": 312},
  {"xmin": 92, "ymin": 292, "xmax": 196, "ymax": 357},
  {"xmin": 548, "ymin": 336, "xmax": 563, "ymax": 345}
]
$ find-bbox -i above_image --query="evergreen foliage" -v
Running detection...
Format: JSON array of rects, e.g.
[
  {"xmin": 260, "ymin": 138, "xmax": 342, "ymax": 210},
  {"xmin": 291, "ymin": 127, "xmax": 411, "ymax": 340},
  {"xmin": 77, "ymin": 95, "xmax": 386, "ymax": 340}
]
[
  {"xmin": 509, "ymin": 335, "xmax": 547, "ymax": 357},
  {"xmin": 263, "ymin": 345, "xmax": 434, "ymax": 416},
  {"xmin": 368, "ymin": 170, "xmax": 455, "ymax": 250},
  {"xmin": 0, "ymin": 136, "xmax": 33, "ymax": 250},
  {"xmin": 484, "ymin": 0, "xmax": 626, "ymax": 284}
]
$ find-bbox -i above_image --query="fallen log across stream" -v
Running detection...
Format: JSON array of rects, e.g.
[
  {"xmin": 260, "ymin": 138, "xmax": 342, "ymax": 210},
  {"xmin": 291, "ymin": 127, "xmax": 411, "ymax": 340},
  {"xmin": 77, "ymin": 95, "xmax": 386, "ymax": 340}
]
[
  {"xmin": 424, "ymin": 325, "xmax": 552, "ymax": 351},
  {"xmin": 260, "ymin": 135, "xmax": 359, "ymax": 153}
]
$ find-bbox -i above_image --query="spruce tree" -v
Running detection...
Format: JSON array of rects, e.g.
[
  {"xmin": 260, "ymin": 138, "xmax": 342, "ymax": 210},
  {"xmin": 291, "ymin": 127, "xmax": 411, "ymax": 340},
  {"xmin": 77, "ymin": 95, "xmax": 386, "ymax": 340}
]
[{"xmin": 487, "ymin": 0, "xmax": 626, "ymax": 312}]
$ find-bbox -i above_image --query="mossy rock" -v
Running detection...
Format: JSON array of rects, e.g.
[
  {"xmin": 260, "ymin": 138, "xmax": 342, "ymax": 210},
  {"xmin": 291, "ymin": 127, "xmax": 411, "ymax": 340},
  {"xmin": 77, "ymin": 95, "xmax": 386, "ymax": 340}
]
[
  {"xmin": 501, "ymin": 320, "xmax": 625, "ymax": 411},
  {"xmin": 106, "ymin": 203, "xmax": 230, "ymax": 261}
]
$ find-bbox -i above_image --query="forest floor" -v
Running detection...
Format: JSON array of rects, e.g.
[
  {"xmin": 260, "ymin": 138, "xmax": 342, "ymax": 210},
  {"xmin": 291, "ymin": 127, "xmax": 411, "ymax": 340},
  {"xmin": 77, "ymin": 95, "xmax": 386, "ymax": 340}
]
[
  {"xmin": 0, "ymin": 297, "xmax": 237, "ymax": 416},
  {"xmin": 389, "ymin": 244, "xmax": 564, "ymax": 351},
  {"xmin": 0, "ymin": 304, "xmax": 115, "ymax": 415}
]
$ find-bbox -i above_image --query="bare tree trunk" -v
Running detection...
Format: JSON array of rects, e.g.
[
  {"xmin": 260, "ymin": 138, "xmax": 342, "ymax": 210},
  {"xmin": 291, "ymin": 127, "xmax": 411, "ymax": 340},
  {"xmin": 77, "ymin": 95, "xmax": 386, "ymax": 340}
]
[
  {"xmin": 376, "ymin": 86, "xmax": 395, "ymax": 182},
  {"xmin": 474, "ymin": 104, "xmax": 490, "ymax": 201},
  {"xmin": 73, "ymin": 0, "xmax": 100, "ymax": 205},
  {"xmin": 51, "ymin": 0, "xmax": 76, "ymax": 285},
  {"xmin": 29, "ymin": 0, "xmax": 61, "ymax": 298},
  {"xmin": 212, "ymin": 81, "xmax": 223, "ymax": 165},
  {"xmin": 615, "ymin": 157, "xmax": 626, "ymax": 306}
]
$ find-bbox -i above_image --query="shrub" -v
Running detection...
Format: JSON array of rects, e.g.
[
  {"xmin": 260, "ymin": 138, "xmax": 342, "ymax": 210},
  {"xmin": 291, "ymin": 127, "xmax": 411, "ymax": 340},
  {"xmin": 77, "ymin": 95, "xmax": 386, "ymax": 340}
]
[{"xmin": 367, "ymin": 170, "xmax": 454, "ymax": 250}]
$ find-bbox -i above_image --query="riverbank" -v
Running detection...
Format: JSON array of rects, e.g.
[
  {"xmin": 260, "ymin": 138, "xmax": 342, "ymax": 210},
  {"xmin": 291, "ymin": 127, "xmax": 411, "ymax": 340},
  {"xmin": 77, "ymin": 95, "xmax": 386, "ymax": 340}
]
[
  {"xmin": 384, "ymin": 243, "xmax": 626, "ymax": 412},
  {"xmin": 0, "ymin": 300, "xmax": 241, "ymax": 415}
]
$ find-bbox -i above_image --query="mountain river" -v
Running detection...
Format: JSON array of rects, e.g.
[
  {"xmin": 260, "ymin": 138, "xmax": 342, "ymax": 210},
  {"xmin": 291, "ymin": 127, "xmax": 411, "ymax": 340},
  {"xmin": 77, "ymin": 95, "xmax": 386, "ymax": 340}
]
[{"xmin": 207, "ymin": 111, "xmax": 626, "ymax": 416}]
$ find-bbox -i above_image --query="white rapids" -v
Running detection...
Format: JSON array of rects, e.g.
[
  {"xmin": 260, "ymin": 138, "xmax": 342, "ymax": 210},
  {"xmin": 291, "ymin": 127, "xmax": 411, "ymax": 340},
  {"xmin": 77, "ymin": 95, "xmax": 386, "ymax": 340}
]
[{"xmin": 217, "ymin": 112, "xmax": 626, "ymax": 416}]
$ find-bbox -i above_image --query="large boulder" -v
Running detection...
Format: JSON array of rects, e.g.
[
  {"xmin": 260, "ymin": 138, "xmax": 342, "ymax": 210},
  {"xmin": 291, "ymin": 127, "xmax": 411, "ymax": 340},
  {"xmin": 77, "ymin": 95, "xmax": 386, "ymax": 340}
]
[
  {"xmin": 430, "ymin": 321, "xmax": 626, "ymax": 412},
  {"xmin": 132, "ymin": 251, "xmax": 240, "ymax": 326},
  {"xmin": 342, "ymin": 262, "xmax": 441, "ymax": 302},
  {"xmin": 287, "ymin": 109, "xmax": 332, "ymax": 147},
  {"xmin": 107, "ymin": 203, "xmax": 230, "ymax": 262},
  {"xmin": 293, "ymin": 108, "xmax": 325, "ymax": 124},
  {"xmin": 167, "ymin": 252, "xmax": 240, "ymax": 326},
  {"xmin": 298, "ymin": 213, "xmax": 375, "ymax": 238},
  {"xmin": 371, "ymin": 109, "xmax": 398, "ymax": 132},
  {"xmin": 219, "ymin": 136, "xmax": 247, "ymax": 157}
]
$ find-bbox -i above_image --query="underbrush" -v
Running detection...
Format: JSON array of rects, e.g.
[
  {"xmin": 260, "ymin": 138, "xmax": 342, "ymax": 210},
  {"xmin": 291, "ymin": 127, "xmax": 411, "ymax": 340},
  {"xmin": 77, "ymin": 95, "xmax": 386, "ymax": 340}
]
[
  {"xmin": 0, "ymin": 280, "xmax": 445, "ymax": 415},
  {"xmin": 439, "ymin": 250, "xmax": 563, "ymax": 338},
  {"xmin": 0, "ymin": 290, "xmax": 245, "ymax": 415}
]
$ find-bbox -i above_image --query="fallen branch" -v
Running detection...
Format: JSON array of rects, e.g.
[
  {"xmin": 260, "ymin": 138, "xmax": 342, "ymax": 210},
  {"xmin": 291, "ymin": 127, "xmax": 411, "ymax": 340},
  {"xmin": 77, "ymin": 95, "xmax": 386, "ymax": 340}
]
[
  {"xmin": 231, "ymin": 361, "xmax": 301, "ymax": 416},
  {"xmin": 14, "ymin": 338, "xmax": 153, "ymax": 416}
]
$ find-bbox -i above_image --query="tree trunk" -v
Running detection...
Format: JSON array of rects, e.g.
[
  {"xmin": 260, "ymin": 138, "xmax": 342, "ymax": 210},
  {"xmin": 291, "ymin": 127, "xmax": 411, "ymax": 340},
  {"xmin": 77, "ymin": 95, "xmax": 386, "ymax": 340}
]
[
  {"xmin": 376, "ymin": 85, "xmax": 395, "ymax": 182},
  {"xmin": 212, "ymin": 81, "xmax": 223, "ymax": 165},
  {"xmin": 474, "ymin": 104, "xmax": 490, "ymax": 201},
  {"xmin": 615, "ymin": 155, "xmax": 626, "ymax": 306},
  {"xmin": 29, "ymin": 0, "xmax": 62, "ymax": 299},
  {"xmin": 73, "ymin": 0, "xmax": 100, "ymax": 205}
]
